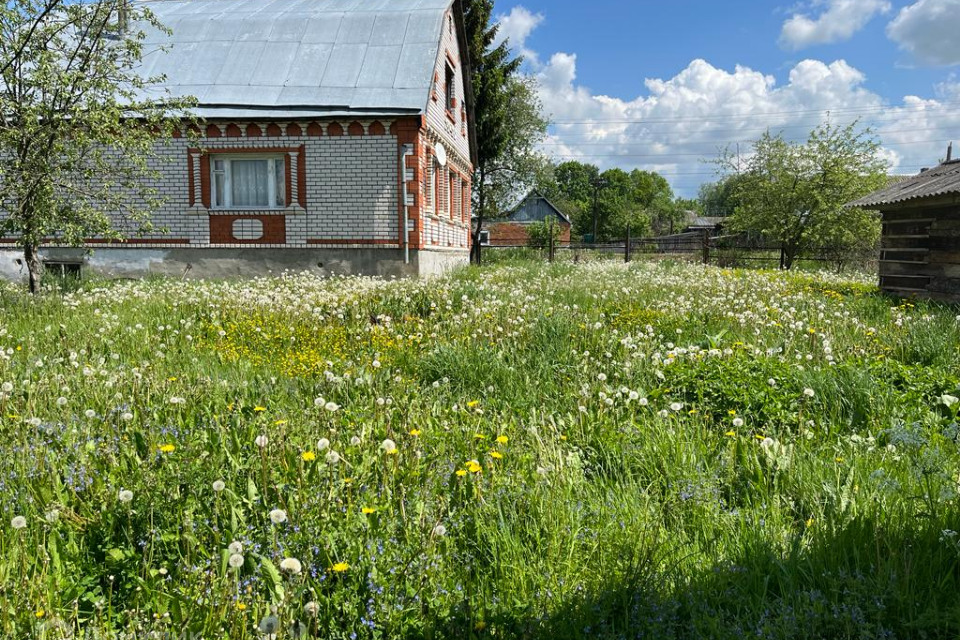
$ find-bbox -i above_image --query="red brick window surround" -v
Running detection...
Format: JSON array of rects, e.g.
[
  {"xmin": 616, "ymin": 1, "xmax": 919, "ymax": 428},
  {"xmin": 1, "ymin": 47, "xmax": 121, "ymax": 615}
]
[{"xmin": 190, "ymin": 146, "xmax": 306, "ymax": 210}]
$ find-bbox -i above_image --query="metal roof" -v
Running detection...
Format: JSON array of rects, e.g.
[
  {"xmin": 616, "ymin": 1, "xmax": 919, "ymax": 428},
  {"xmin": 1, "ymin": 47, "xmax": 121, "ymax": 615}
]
[
  {"xmin": 848, "ymin": 160, "xmax": 960, "ymax": 208},
  {"xmin": 134, "ymin": 0, "xmax": 454, "ymax": 116}
]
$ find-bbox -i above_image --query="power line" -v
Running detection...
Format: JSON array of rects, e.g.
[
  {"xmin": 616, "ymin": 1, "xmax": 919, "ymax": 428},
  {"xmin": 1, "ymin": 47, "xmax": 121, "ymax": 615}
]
[
  {"xmin": 541, "ymin": 123, "xmax": 960, "ymax": 143},
  {"xmin": 545, "ymin": 99, "xmax": 960, "ymax": 126}
]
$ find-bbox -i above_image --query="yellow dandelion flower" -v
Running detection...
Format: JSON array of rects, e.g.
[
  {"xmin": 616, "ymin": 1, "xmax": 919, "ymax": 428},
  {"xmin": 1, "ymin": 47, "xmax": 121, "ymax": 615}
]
[
  {"xmin": 302, "ymin": 451, "xmax": 316, "ymax": 462},
  {"xmin": 727, "ymin": 410, "xmax": 737, "ymax": 416},
  {"xmin": 754, "ymin": 435, "xmax": 766, "ymax": 441},
  {"xmin": 35, "ymin": 609, "xmax": 44, "ymax": 619},
  {"xmin": 236, "ymin": 602, "xmax": 246, "ymax": 611},
  {"xmin": 158, "ymin": 444, "xmax": 176, "ymax": 454},
  {"xmin": 344, "ymin": 478, "xmax": 353, "ymax": 484},
  {"xmin": 724, "ymin": 431, "xmax": 736, "ymax": 438},
  {"xmin": 409, "ymin": 429, "xmax": 421, "ymax": 437},
  {"xmin": 167, "ymin": 377, "xmax": 177, "ymax": 382},
  {"xmin": 466, "ymin": 460, "xmax": 482, "ymax": 474},
  {"xmin": 455, "ymin": 469, "xmax": 467, "ymax": 477},
  {"xmin": 490, "ymin": 451, "xmax": 503, "ymax": 460},
  {"xmin": 466, "ymin": 401, "xmax": 480, "ymax": 408},
  {"xmin": 331, "ymin": 562, "xmax": 349, "ymax": 573},
  {"xmin": 473, "ymin": 434, "xmax": 486, "ymax": 440},
  {"xmin": 835, "ymin": 457, "xmax": 845, "ymax": 463},
  {"xmin": 274, "ymin": 419, "xmax": 287, "ymax": 426},
  {"xmin": 560, "ymin": 435, "xmax": 567, "ymax": 441},
  {"xmin": 496, "ymin": 435, "xmax": 508, "ymax": 444},
  {"xmin": 361, "ymin": 507, "xmax": 376, "ymax": 515},
  {"xmin": 253, "ymin": 406, "xmax": 267, "ymax": 412},
  {"xmin": 805, "ymin": 518, "xmax": 815, "ymax": 528}
]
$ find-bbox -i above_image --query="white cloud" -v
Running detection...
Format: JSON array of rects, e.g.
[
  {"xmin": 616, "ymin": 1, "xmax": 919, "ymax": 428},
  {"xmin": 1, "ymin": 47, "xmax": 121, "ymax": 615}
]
[
  {"xmin": 532, "ymin": 51, "xmax": 960, "ymax": 195},
  {"xmin": 502, "ymin": 8, "xmax": 960, "ymax": 196},
  {"xmin": 494, "ymin": 6, "xmax": 544, "ymax": 64},
  {"xmin": 887, "ymin": 0, "xmax": 960, "ymax": 66},
  {"xmin": 779, "ymin": 0, "xmax": 891, "ymax": 50}
]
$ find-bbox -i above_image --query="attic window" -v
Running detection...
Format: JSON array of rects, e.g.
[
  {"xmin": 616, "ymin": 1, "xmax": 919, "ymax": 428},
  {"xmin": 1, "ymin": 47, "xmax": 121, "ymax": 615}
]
[{"xmin": 445, "ymin": 64, "xmax": 456, "ymax": 114}]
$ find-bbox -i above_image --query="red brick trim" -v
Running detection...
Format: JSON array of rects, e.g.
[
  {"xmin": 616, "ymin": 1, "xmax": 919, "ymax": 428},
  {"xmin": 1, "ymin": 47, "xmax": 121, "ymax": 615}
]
[
  {"xmin": 205, "ymin": 124, "xmax": 221, "ymax": 138},
  {"xmin": 328, "ymin": 122, "xmax": 344, "ymax": 136},
  {"xmin": 369, "ymin": 121, "xmax": 386, "ymax": 136},
  {"xmin": 307, "ymin": 122, "xmax": 323, "ymax": 136},
  {"xmin": 297, "ymin": 145, "xmax": 307, "ymax": 208},
  {"xmin": 266, "ymin": 123, "xmax": 282, "ymax": 137},
  {"xmin": 348, "ymin": 122, "xmax": 365, "ymax": 136},
  {"xmin": 225, "ymin": 123, "xmax": 242, "ymax": 137},
  {"xmin": 306, "ymin": 239, "xmax": 398, "ymax": 245},
  {"xmin": 171, "ymin": 128, "xmax": 182, "ymax": 139},
  {"xmin": 287, "ymin": 123, "xmax": 302, "ymax": 137},
  {"xmin": 210, "ymin": 215, "xmax": 286, "ymax": 244},
  {"xmin": 246, "ymin": 123, "xmax": 262, "ymax": 138}
]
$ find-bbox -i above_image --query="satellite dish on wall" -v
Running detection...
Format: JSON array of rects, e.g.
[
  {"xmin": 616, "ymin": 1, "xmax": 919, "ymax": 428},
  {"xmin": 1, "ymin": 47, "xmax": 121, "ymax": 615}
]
[{"xmin": 435, "ymin": 143, "xmax": 448, "ymax": 167}]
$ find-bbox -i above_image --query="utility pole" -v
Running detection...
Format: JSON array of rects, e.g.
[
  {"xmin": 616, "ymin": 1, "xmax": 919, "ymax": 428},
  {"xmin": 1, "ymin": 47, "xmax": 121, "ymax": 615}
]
[{"xmin": 591, "ymin": 176, "xmax": 607, "ymax": 244}]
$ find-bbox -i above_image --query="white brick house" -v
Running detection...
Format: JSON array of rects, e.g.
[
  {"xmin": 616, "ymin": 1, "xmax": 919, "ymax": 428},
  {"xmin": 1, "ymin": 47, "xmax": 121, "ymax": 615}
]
[{"xmin": 0, "ymin": 0, "xmax": 477, "ymax": 279}]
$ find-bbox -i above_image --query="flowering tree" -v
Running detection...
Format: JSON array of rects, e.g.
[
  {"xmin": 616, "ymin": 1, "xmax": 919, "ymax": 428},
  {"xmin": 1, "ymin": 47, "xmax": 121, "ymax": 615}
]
[
  {"xmin": 0, "ymin": 0, "xmax": 193, "ymax": 292},
  {"xmin": 722, "ymin": 122, "xmax": 888, "ymax": 270}
]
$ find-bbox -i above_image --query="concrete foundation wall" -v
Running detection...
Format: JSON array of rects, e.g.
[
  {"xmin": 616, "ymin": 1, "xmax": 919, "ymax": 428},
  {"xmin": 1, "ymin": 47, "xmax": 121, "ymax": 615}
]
[{"xmin": 0, "ymin": 247, "xmax": 468, "ymax": 281}]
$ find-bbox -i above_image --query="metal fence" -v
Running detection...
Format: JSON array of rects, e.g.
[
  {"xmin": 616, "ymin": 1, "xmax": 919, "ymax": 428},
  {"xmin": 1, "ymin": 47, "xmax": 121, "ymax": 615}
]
[{"xmin": 479, "ymin": 232, "xmax": 878, "ymax": 271}]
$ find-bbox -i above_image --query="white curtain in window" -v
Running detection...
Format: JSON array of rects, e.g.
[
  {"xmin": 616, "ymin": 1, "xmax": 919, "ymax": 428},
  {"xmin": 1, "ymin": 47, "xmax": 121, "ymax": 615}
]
[{"xmin": 231, "ymin": 160, "xmax": 269, "ymax": 207}]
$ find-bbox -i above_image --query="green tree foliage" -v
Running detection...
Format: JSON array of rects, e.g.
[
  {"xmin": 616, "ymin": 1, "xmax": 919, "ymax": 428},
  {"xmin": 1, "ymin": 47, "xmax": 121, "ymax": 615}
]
[
  {"xmin": 541, "ymin": 161, "xmax": 678, "ymax": 240},
  {"xmin": 723, "ymin": 122, "xmax": 889, "ymax": 269},
  {"xmin": 463, "ymin": 0, "xmax": 548, "ymax": 263},
  {"xmin": 698, "ymin": 173, "xmax": 750, "ymax": 218},
  {"xmin": 525, "ymin": 219, "xmax": 564, "ymax": 248},
  {"xmin": 0, "ymin": 0, "xmax": 194, "ymax": 292}
]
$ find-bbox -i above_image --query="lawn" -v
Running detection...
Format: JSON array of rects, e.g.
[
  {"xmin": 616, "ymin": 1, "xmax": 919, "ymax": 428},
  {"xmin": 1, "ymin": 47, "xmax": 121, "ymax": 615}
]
[{"xmin": 1, "ymin": 260, "xmax": 959, "ymax": 639}]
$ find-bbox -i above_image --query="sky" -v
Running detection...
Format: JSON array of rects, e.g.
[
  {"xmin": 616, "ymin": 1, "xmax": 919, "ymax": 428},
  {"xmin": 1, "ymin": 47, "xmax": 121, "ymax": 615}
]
[{"xmin": 492, "ymin": 0, "xmax": 960, "ymax": 196}]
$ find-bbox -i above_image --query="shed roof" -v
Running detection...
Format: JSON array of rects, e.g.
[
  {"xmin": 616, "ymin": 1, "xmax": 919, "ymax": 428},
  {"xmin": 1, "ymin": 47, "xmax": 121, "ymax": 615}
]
[
  {"xmin": 848, "ymin": 160, "xmax": 960, "ymax": 208},
  {"xmin": 494, "ymin": 192, "xmax": 571, "ymax": 225},
  {"xmin": 134, "ymin": 0, "xmax": 454, "ymax": 118}
]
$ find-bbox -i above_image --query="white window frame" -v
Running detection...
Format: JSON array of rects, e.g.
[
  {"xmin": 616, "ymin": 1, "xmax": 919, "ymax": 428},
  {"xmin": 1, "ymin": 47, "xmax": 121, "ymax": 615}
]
[
  {"xmin": 210, "ymin": 154, "xmax": 286, "ymax": 210},
  {"xmin": 424, "ymin": 157, "xmax": 435, "ymax": 213},
  {"xmin": 479, "ymin": 230, "xmax": 490, "ymax": 246}
]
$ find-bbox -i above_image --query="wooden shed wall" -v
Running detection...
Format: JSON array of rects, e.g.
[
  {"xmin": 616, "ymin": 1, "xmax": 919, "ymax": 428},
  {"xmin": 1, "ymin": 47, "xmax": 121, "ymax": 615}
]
[{"xmin": 880, "ymin": 205, "xmax": 960, "ymax": 300}]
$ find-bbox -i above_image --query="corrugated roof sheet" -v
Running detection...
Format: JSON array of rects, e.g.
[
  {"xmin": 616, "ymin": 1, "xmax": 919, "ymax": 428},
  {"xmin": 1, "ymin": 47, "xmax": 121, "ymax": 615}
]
[
  {"xmin": 134, "ymin": 0, "xmax": 452, "ymax": 115},
  {"xmin": 848, "ymin": 160, "xmax": 960, "ymax": 208}
]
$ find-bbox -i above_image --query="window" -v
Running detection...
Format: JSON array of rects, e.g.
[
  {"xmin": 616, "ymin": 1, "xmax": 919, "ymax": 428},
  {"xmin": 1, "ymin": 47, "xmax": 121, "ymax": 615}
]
[
  {"xmin": 45, "ymin": 261, "xmax": 82, "ymax": 279},
  {"xmin": 445, "ymin": 65, "xmax": 456, "ymax": 114},
  {"xmin": 211, "ymin": 155, "xmax": 286, "ymax": 209},
  {"xmin": 479, "ymin": 230, "xmax": 490, "ymax": 246},
  {"xmin": 449, "ymin": 173, "xmax": 457, "ymax": 219},
  {"xmin": 424, "ymin": 157, "xmax": 435, "ymax": 212}
]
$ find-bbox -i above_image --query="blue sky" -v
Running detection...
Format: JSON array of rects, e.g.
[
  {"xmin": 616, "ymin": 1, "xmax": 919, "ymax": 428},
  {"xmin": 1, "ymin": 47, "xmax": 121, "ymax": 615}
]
[{"xmin": 492, "ymin": 0, "xmax": 960, "ymax": 195}]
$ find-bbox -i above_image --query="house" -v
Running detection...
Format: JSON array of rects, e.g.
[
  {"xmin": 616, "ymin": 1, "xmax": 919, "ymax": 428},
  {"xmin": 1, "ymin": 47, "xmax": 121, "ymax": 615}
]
[
  {"xmin": 848, "ymin": 150, "xmax": 960, "ymax": 301},
  {"xmin": 480, "ymin": 192, "xmax": 572, "ymax": 247},
  {"xmin": 0, "ymin": 0, "xmax": 476, "ymax": 279},
  {"xmin": 682, "ymin": 213, "xmax": 725, "ymax": 236}
]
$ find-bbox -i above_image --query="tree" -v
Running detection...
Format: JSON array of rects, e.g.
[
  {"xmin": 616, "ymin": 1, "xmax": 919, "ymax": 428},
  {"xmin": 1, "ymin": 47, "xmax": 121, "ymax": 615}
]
[
  {"xmin": 723, "ymin": 122, "xmax": 888, "ymax": 270},
  {"xmin": 525, "ymin": 219, "xmax": 563, "ymax": 248},
  {"xmin": 0, "ymin": 0, "xmax": 193, "ymax": 292},
  {"xmin": 463, "ymin": 0, "xmax": 548, "ymax": 264},
  {"xmin": 698, "ymin": 173, "xmax": 749, "ymax": 218}
]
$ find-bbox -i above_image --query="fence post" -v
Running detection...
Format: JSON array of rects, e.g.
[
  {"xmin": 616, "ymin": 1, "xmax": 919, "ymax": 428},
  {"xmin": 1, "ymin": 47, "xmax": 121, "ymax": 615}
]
[
  {"xmin": 625, "ymin": 224, "xmax": 631, "ymax": 263},
  {"xmin": 548, "ymin": 226, "xmax": 555, "ymax": 263},
  {"xmin": 701, "ymin": 229, "xmax": 710, "ymax": 265}
]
